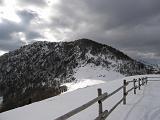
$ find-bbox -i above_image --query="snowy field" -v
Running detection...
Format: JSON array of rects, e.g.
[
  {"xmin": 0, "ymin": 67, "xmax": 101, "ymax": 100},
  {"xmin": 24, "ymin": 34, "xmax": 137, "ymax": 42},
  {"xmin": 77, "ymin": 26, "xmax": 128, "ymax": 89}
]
[{"xmin": 0, "ymin": 74, "xmax": 160, "ymax": 120}]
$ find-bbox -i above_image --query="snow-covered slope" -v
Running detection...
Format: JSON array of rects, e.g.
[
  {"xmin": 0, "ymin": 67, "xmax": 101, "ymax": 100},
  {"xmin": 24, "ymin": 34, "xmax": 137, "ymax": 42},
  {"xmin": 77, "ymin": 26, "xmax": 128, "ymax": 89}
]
[
  {"xmin": 64, "ymin": 64, "xmax": 124, "ymax": 92},
  {"xmin": 73, "ymin": 64, "xmax": 124, "ymax": 81},
  {"xmin": 1, "ymin": 74, "xmax": 160, "ymax": 120},
  {"xmin": 0, "ymin": 38, "xmax": 157, "ymax": 112}
]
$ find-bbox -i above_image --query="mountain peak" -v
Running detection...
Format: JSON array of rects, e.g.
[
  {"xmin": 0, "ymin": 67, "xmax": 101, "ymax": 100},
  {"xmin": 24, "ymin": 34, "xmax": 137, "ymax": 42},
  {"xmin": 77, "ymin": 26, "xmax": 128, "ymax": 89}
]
[{"xmin": 0, "ymin": 38, "xmax": 155, "ymax": 112}]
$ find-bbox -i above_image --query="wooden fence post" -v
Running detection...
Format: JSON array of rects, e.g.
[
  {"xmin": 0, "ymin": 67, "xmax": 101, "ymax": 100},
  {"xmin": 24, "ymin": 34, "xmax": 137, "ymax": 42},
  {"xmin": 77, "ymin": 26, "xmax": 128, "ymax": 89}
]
[
  {"xmin": 141, "ymin": 78, "xmax": 144, "ymax": 86},
  {"xmin": 133, "ymin": 79, "xmax": 136, "ymax": 94},
  {"xmin": 138, "ymin": 78, "xmax": 141, "ymax": 90},
  {"xmin": 98, "ymin": 88, "xmax": 103, "ymax": 115},
  {"xmin": 142, "ymin": 78, "xmax": 145, "ymax": 85},
  {"xmin": 146, "ymin": 77, "xmax": 148, "ymax": 85},
  {"xmin": 123, "ymin": 80, "xmax": 127, "ymax": 105}
]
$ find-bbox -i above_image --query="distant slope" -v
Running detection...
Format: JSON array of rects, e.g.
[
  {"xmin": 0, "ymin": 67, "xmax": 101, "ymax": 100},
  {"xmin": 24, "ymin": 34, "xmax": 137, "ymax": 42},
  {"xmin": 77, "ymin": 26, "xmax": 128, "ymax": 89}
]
[{"xmin": 0, "ymin": 38, "xmax": 155, "ymax": 112}]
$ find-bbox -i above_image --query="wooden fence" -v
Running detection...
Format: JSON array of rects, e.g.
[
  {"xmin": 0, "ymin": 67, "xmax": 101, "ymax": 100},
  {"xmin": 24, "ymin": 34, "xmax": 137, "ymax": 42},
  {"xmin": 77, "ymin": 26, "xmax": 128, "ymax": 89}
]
[{"xmin": 55, "ymin": 77, "xmax": 148, "ymax": 120}]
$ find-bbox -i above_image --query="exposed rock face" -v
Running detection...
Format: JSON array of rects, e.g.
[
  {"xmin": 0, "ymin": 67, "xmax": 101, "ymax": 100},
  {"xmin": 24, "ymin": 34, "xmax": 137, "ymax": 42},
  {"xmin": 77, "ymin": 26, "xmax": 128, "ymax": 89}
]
[{"xmin": 0, "ymin": 38, "xmax": 155, "ymax": 112}]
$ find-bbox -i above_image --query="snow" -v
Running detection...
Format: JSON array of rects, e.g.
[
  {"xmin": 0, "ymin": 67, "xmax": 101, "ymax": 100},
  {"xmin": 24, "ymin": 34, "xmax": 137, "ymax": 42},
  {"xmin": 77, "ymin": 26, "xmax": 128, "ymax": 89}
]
[
  {"xmin": 63, "ymin": 79, "xmax": 105, "ymax": 92},
  {"xmin": 73, "ymin": 64, "xmax": 124, "ymax": 81},
  {"xmin": 0, "ymin": 74, "xmax": 160, "ymax": 120},
  {"xmin": 64, "ymin": 63, "xmax": 124, "ymax": 92}
]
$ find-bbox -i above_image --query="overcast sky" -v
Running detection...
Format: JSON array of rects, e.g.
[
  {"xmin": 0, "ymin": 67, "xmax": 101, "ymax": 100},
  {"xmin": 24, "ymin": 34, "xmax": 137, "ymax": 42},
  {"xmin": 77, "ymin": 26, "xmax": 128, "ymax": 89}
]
[{"xmin": 0, "ymin": 0, "xmax": 160, "ymax": 64}]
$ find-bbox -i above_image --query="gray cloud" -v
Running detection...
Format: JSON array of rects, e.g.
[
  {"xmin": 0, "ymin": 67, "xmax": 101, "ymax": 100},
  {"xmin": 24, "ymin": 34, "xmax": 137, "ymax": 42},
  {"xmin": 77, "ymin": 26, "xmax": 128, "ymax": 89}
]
[
  {"xmin": 17, "ymin": 10, "xmax": 38, "ymax": 24},
  {"xmin": 49, "ymin": 0, "xmax": 160, "ymax": 64},
  {"xmin": 0, "ymin": 0, "xmax": 3, "ymax": 4},
  {"xmin": 52, "ymin": 0, "xmax": 160, "ymax": 30},
  {"xmin": 0, "ymin": 19, "xmax": 23, "ymax": 35},
  {"xmin": 85, "ymin": 0, "xmax": 160, "ymax": 29},
  {"xmin": 0, "ymin": 10, "xmax": 43, "ymax": 51},
  {"xmin": 25, "ymin": 31, "xmax": 43, "ymax": 40},
  {"xmin": 0, "ymin": 19, "xmax": 23, "ymax": 50}
]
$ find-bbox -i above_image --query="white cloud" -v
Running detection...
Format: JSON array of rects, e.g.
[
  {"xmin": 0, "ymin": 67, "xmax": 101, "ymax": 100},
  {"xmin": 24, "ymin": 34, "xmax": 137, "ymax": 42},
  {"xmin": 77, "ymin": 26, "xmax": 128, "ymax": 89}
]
[
  {"xmin": 0, "ymin": 0, "xmax": 21, "ymax": 23},
  {"xmin": 0, "ymin": 50, "xmax": 7, "ymax": 56}
]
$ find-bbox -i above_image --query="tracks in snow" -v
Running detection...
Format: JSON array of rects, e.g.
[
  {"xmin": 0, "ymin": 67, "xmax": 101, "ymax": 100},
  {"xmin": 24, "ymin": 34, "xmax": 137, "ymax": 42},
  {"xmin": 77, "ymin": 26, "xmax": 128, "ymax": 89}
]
[{"xmin": 123, "ymin": 82, "xmax": 160, "ymax": 120}]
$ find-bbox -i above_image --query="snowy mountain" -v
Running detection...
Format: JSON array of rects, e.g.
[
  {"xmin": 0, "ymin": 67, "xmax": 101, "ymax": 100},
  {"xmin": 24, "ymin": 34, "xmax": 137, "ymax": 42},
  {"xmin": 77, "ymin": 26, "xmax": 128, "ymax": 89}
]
[{"xmin": 0, "ymin": 38, "xmax": 155, "ymax": 112}]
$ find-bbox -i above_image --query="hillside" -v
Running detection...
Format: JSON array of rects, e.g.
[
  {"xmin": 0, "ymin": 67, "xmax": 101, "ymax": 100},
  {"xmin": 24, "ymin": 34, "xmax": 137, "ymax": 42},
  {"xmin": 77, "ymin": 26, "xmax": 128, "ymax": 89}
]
[
  {"xmin": 0, "ymin": 38, "xmax": 155, "ymax": 112},
  {"xmin": 0, "ymin": 75, "xmax": 160, "ymax": 120}
]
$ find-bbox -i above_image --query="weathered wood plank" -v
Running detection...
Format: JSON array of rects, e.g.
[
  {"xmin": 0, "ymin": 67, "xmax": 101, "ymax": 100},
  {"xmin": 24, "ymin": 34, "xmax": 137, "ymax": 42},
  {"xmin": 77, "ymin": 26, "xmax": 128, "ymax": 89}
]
[
  {"xmin": 98, "ymin": 89, "xmax": 103, "ymax": 115},
  {"xmin": 127, "ymin": 80, "xmax": 134, "ymax": 83},
  {"xmin": 138, "ymin": 78, "xmax": 141, "ymax": 90},
  {"xmin": 123, "ymin": 80, "xmax": 127, "ymax": 105},
  {"xmin": 133, "ymin": 79, "xmax": 136, "ymax": 94}
]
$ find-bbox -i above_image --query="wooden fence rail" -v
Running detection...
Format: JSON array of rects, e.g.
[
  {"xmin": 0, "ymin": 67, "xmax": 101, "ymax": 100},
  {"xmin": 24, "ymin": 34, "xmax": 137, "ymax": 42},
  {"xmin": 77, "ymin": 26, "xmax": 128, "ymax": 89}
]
[{"xmin": 55, "ymin": 77, "xmax": 148, "ymax": 120}]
